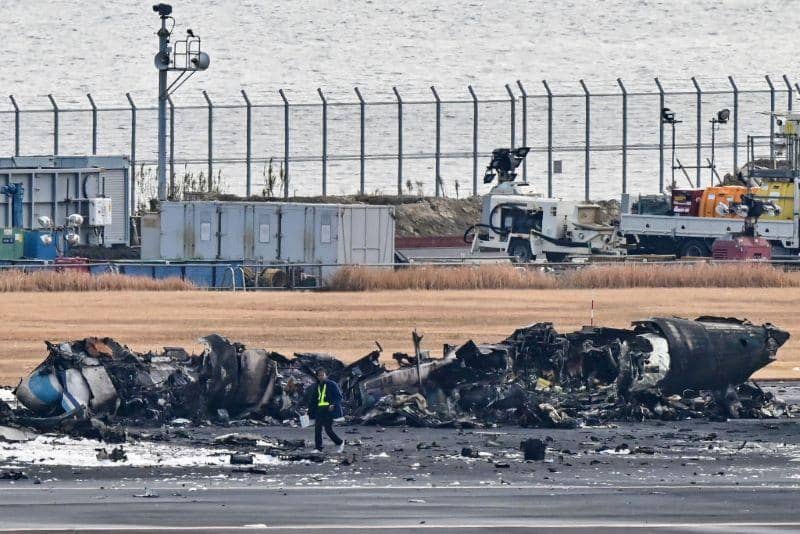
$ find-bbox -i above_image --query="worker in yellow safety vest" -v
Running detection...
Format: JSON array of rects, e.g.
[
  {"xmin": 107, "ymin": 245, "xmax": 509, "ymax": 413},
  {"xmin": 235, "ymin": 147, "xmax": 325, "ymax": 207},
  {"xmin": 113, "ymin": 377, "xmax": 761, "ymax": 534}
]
[{"xmin": 310, "ymin": 368, "xmax": 345, "ymax": 453}]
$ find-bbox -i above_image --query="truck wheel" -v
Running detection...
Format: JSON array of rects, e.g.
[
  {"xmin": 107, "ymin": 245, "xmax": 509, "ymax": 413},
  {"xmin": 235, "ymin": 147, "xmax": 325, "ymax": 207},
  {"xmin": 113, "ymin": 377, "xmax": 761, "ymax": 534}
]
[
  {"xmin": 545, "ymin": 252, "xmax": 568, "ymax": 263},
  {"xmin": 510, "ymin": 240, "xmax": 534, "ymax": 262},
  {"xmin": 679, "ymin": 239, "xmax": 710, "ymax": 258}
]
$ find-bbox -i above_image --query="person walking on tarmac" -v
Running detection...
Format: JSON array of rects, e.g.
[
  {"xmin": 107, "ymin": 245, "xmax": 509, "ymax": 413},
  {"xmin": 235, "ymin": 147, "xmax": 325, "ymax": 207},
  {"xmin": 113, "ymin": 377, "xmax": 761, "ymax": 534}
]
[{"xmin": 310, "ymin": 368, "xmax": 345, "ymax": 453}]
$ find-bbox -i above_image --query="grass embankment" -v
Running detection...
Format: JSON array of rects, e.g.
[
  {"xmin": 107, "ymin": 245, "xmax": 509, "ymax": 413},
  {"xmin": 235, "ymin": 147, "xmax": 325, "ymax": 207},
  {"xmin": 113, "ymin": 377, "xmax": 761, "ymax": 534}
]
[
  {"xmin": 327, "ymin": 263, "xmax": 800, "ymax": 291},
  {"xmin": 0, "ymin": 270, "xmax": 193, "ymax": 292}
]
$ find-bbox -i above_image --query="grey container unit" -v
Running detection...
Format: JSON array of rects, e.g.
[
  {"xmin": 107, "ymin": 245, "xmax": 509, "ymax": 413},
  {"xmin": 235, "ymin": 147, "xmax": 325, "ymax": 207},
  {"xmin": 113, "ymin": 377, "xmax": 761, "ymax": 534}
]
[
  {"xmin": 151, "ymin": 201, "xmax": 395, "ymax": 268},
  {"xmin": 277, "ymin": 203, "xmax": 394, "ymax": 266},
  {"xmin": 0, "ymin": 156, "xmax": 131, "ymax": 246},
  {"xmin": 157, "ymin": 201, "xmax": 280, "ymax": 261},
  {"xmin": 338, "ymin": 205, "xmax": 394, "ymax": 264},
  {"xmin": 159, "ymin": 201, "xmax": 220, "ymax": 260},
  {"xmin": 219, "ymin": 202, "xmax": 281, "ymax": 261}
]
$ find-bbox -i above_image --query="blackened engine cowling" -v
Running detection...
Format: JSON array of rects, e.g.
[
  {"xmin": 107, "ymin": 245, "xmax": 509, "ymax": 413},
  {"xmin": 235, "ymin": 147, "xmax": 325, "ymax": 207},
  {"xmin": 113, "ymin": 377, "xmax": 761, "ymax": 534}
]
[{"xmin": 634, "ymin": 316, "xmax": 789, "ymax": 393}]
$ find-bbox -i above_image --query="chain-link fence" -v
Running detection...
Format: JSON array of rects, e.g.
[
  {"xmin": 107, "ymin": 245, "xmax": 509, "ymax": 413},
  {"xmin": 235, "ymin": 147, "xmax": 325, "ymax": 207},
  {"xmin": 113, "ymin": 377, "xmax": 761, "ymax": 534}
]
[{"xmin": 0, "ymin": 75, "xmax": 794, "ymax": 209}]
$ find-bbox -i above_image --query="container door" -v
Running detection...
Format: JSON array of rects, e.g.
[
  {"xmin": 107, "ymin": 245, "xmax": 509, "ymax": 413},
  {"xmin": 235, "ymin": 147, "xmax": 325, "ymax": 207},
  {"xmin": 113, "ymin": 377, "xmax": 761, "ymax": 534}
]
[
  {"xmin": 252, "ymin": 204, "xmax": 279, "ymax": 262},
  {"xmin": 192, "ymin": 203, "xmax": 218, "ymax": 260},
  {"xmin": 313, "ymin": 207, "xmax": 338, "ymax": 264},
  {"xmin": 159, "ymin": 203, "xmax": 185, "ymax": 260},
  {"xmin": 342, "ymin": 207, "xmax": 393, "ymax": 264},
  {"xmin": 364, "ymin": 207, "xmax": 382, "ymax": 263},
  {"xmin": 304, "ymin": 205, "xmax": 314, "ymax": 263},
  {"xmin": 279, "ymin": 204, "xmax": 306, "ymax": 262},
  {"xmin": 344, "ymin": 207, "xmax": 367, "ymax": 263},
  {"xmin": 218, "ymin": 203, "xmax": 244, "ymax": 260},
  {"xmin": 243, "ymin": 204, "xmax": 254, "ymax": 259}
]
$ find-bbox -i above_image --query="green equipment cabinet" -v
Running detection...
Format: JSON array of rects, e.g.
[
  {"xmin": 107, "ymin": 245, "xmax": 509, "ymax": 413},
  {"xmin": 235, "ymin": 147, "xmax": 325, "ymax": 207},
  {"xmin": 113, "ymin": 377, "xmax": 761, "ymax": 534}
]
[{"xmin": 0, "ymin": 228, "xmax": 24, "ymax": 260}]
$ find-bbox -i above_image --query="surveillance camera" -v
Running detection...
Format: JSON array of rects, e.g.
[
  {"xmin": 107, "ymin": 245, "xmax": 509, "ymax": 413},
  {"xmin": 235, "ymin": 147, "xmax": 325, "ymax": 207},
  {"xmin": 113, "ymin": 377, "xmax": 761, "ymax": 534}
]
[
  {"xmin": 513, "ymin": 147, "xmax": 531, "ymax": 159},
  {"xmin": 716, "ymin": 108, "xmax": 730, "ymax": 124},
  {"xmin": 153, "ymin": 3, "xmax": 172, "ymax": 16}
]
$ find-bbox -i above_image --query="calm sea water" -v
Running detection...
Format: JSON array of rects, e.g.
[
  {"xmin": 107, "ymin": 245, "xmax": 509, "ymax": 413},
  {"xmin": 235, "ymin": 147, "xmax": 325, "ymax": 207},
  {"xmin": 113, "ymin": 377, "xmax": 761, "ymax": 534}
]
[{"xmin": 0, "ymin": 0, "xmax": 797, "ymax": 200}]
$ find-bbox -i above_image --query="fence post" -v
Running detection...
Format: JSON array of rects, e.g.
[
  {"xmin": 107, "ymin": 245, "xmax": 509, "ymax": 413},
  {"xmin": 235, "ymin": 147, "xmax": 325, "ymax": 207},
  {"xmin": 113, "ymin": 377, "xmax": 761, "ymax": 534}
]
[
  {"xmin": 729, "ymin": 75, "xmax": 739, "ymax": 175},
  {"xmin": 125, "ymin": 93, "xmax": 137, "ymax": 211},
  {"xmin": 86, "ymin": 93, "xmax": 98, "ymax": 155},
  {"xmin": 468, "ymin": 85, "xmax": 478, "ymax": 196},
  {"xmin": 9, "ymin": 95, "xmax": 19, "ymax": 157},
  {"xmin": 691, "ymin": 77, "xmax": 702, "ymax": 187},
  {"xmin": 167, "ymin": 95, "xmax": 175, "ymax": 197},
  {"xmin": 505, "ymin": 84, "xmax": 515, "ymax": 149},
  {"xmin": 392, "ymin": 87, "xmax": 403, "ymax": 196},
  {"xmin": 317, "ymin": 88, "xmax": 327, "ymax": 198},
  {"xmin": 202, "ymin": 90, "xmax": 213, "ymax": 190},
  {"xmin": 516, "ymin": 80, "xmax": 528, "ymax": 183},
  {"xmin": 47, "ymin": 94, "xmax": 58, "ymax": 156},
  {"xmin": 784, "ymin": 74, "xmax": 793, "ymax": 111},
  {"xmin": 766, "ymin": 75, "xmax": 776, "ymax": 162},
  {"xmin": 279, "ymin": 89, "xmax": 290, "ymax": 198},
  {"xmin": 617, "ymin": 78, "xmax": 627, "ymax": 194},
  {"xmin": 542, "ymin": 80, "xmax": 553, "ymax": 197},
  {"xmin": 579, "ymin": 80, "xmax": 590, "ymax": 201},
  {"xmin": 354, "ymin": 87, "xmax": 366, "ymax": 195},
  {"xmin": 655, "ymin": 78, "xmax": 665, "ymax": 192},
  {"xmin": 431, "ymin": 86, "xmax": 442, "ymax": 197},
  {"xmin": 241, "ymin": 90, "xmax": 252, "ymax": 197}
]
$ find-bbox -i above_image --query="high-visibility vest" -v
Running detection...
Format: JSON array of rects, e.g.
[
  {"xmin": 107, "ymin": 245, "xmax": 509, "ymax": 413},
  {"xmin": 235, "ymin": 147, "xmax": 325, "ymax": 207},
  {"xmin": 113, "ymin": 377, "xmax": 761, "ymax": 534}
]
[{"xmin": 317, "ymin": 383, "xmax": 329, "ymax": 407}]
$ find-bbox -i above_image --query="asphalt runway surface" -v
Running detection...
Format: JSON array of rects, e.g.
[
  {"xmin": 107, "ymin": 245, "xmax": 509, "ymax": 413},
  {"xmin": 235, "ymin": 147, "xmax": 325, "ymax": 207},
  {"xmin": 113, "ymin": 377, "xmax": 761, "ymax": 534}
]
[{"xmin": 2, "ymin": 383, "xmax": 800, "ymax": 532}]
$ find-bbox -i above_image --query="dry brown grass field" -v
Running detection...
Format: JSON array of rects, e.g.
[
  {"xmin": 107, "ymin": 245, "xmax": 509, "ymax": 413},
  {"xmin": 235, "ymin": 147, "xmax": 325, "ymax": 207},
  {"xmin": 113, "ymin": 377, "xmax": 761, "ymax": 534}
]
[{"xmin": 1, "ymin": 288, "xmax": 798, "ymax": 386}]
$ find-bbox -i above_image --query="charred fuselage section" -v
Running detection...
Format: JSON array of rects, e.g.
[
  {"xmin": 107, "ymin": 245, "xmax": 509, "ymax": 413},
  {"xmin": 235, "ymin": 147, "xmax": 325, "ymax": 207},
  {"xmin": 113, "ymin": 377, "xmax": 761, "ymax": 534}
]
[{"xmin": 3, "ymin": 317, "xmax": 791, "ymax": 436}]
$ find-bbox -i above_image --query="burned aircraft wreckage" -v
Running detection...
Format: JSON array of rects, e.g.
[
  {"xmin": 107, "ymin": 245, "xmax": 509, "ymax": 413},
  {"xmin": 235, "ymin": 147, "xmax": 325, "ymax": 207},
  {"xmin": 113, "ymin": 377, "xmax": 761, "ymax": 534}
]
[{"xmin": 0, "ymin": 316, "xmax": 792, "ymax": 439}]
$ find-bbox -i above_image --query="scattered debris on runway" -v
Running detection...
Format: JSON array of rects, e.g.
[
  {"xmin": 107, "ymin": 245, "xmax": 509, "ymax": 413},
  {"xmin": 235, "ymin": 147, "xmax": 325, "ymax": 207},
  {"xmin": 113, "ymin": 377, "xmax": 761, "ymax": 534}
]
[{"xmin": 0, "ymin": 316, "xmax": 793, "ymax": 445}]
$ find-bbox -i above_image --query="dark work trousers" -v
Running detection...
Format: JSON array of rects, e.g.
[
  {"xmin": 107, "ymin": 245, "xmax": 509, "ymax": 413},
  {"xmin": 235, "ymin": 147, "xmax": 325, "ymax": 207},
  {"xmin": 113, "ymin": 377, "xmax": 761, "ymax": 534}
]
[{"xmin": 314, "ymin": 409, "xmax": 343, "ymax": 450}]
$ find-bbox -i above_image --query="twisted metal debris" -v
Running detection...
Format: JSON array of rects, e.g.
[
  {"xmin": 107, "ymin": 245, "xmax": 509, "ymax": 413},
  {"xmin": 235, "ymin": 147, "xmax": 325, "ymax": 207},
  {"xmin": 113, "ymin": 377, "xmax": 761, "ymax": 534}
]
[{"xmin": 0, "ymin": 316, "xmax": 793, "ymax": 440}]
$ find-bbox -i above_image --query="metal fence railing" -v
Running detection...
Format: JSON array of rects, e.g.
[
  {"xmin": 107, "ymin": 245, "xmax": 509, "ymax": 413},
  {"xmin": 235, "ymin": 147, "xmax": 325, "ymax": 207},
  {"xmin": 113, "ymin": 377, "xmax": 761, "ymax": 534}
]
[{"xmin": 0, "ymin": 75, "xmax": 795, "ymax": 207}]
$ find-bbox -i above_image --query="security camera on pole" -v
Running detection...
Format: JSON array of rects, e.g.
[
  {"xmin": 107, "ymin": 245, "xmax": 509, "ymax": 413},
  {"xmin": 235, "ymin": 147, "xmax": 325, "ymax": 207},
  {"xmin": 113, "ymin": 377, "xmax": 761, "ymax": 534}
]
[{"xmin": 153, "ymin": 3, "xmax": 211, "ymax": 201}]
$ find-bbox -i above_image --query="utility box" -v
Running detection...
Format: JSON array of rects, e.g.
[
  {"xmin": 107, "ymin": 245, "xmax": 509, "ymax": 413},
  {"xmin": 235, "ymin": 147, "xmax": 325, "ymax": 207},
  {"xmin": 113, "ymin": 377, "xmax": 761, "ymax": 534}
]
[
  {"xmin": 0, "ymin": 228, "xmax": 24, "ymax": 260},
  {"xmin": 88, "ymin": 198, "xmax": 113, "ymax": 226},
  {"xmin": 23, "ymin": 230, "xmax": 58, "ymax": 260}
]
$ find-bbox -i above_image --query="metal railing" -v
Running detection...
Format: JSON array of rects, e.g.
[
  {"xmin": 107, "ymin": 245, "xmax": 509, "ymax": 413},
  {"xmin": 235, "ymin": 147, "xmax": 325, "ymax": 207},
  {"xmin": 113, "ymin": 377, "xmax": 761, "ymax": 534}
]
[{"xmin": 0, "ymin": 75, "xmax": 795, "ymax": 205}]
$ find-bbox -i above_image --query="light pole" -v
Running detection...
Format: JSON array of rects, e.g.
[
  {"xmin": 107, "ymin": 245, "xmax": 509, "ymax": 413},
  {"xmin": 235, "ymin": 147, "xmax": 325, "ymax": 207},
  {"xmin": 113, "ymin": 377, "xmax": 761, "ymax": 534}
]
[
  {"xmin": 661, "ymin": 108, "xmax": 680, "ymax": 190},
  {"xmin": 152, "ymin": 3, "xmax": 210, "ymax": 201},
  {"xmin": 710, "ymin": 109, "xmax": 730, "ymax": 185}
]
